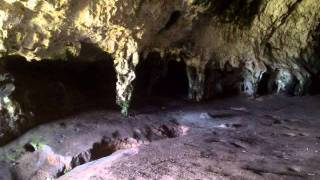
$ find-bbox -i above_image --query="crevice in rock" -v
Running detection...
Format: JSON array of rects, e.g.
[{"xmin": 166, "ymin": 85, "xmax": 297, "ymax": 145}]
[
  {"xmin": 59, "ymin": 123, "xmax": 182, "ymax": 177},
  {"xmin": 159, "ymin": 11, "xmax": 182, "ymax": 33},
  {"xmin": 257, "ymin": 71, "xmax": 272, "ymax": 95},
  {"xmin": 194, "ymin": 0, "xmax": 264, "ymax": 27},
  {"xmin": 262, "ymin": 0, "xmax": 303, "ymax": 45},
  {"xmin": 70, "ymin": 138, "xmax": 118, "ymax": 168}
]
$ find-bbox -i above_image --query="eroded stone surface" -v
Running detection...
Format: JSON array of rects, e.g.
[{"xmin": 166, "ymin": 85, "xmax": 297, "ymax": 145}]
[
  {"xmin": 1, "ymin": 0, "xmax": 319, "ymax": 105},
  {"xmin": 1, "ymin": 96, "xmax": 320, "ymax": 179},
  {"xmin": 0, "ymin": 65, "xmax": 24, "ymax": 143},
  {"xmin": 0, "ymin": 0, "xmax": 320, "ymax": 142}
]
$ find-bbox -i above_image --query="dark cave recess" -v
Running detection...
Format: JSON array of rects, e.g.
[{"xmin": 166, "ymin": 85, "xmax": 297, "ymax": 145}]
[{"xmin": 134, "ymin": 53, "xmax": 189, "ymax": 99}]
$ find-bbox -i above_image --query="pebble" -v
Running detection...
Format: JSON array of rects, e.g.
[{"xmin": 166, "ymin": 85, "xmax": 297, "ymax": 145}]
[
  {"xmin": 287, "ymin": 166, "xmax": 302, "ymax": 173},
  {"xmin": 200, "ymin": 112, "xmax": 211, "ymax": 119},
  {"xmin": 230, "ymin": 107, "xmax": 248, "ymax": 112},
  {"xmin": 282, "ymin": 132, "xmax": 297, "ymax": 137}
]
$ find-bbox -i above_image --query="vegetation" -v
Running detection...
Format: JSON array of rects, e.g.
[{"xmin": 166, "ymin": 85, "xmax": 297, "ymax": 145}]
[
  {"xmin": 120, "ymin": 100, "xmax": 130, "ymax": 117},
  {"xmin": 29, "ymin": 136, "xmax": 46, "ymax": 151}
]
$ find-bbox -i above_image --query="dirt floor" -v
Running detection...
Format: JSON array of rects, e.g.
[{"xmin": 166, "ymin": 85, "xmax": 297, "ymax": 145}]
[{"xmin": 1, "ymin": 95, "xmax": 320, "ymax": 180}]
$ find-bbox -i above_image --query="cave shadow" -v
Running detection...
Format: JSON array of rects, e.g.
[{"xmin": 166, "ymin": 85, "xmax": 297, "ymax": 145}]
[
  {"xmin": 133, "ymin": 52, "xmax": 189, "ymax": 109},
  {"xmin": 257, "ymin": 71, "xmax": 276, "ymax": 95},
  {"xmin": 197, "ymin": 0, "xmax": 264, "ymax": 27},
  {"xmin": 203, "ymin": 67, "xmax": 243, "ymax": 100},
  {"xmin": 0, "ymin": 44, "xmax": 118, "ymax": 145},
  {"xmin": 309, "ymin": 74, "xmax": 320, "ymax": 95},
  {"xmin": 4, "ymin": 55, "xmax": 117, "ymax": 114}
]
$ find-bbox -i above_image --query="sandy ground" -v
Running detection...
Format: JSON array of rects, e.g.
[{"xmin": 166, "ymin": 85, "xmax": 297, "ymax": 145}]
[{"xmin": 1, "ymin": 95, "xmax": 320, "ymax": 180}]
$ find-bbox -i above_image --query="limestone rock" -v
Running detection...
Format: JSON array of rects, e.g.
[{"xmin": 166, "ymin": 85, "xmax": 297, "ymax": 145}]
[
  {"xmin": 0, "ymin": 0, "xmax": 319, "ymax": 137},
  {"xmin": 0, "ymin": 66, "xmax": 24, "ymax": 144},
  {"xmin": 13, "ymin": 145, "xmax": 72, "ymax": 180}
]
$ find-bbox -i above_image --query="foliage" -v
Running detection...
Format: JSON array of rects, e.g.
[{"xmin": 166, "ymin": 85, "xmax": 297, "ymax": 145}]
[
  {"xmin": 120, "ymin": 100, "xmax": 130, "ymax": 117},
  {"xmin": 29, "ymin": 136, "xmax": 46, "ymax": 151}
]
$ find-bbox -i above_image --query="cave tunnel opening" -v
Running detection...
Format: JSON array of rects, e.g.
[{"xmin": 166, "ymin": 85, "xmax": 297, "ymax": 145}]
[
  {"xmin": 309, "ymin": 26, "xmax": 320, "ymax": 95},
  {"xmin": 204, "ymin": 67, "xmax": 243, "ymax": 99},
  {"xmin": 134, "ymin": 52, "xmax": 189, "ymax": 104},
  {"xmin": 2, "ymin": 46, "xmax": 117, "ymax": 121},
  {"xmin": 257, "ymin": 72, "xmax": 272, "ymax": 95},
  {"xmin": 309, "ymin": 74, "xmax": 320, "ymax": 95},
  {"xmin": 159, "ymin": 11, "xmax": 182, "ymax": 33},
  {"xmin": 152, "ymin": 60, "xmax": 189, "ymax": 98}
]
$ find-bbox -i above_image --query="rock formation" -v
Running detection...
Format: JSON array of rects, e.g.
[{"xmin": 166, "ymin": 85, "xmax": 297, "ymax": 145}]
[{"xmin": 0, "ymin": 0, "xmax": 320, "ymax": 143}]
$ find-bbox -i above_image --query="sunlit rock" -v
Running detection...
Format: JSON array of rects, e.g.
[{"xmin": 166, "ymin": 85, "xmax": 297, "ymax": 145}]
[{"xmin": 0, "ymin": 66, "xmax": 24, "ymax": 141}]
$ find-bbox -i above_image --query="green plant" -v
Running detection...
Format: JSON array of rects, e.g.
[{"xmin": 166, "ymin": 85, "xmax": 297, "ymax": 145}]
[
  {"xmin": 120, "ymin": 100, "xmax": 130, "ymax": 117},
  {"xmin": 63, "ymin": 166, "xmax": 72, "ymax": 174},
  {"xmin": 29, "ymin": 136, "xmax": 46, "ymax": 151}
]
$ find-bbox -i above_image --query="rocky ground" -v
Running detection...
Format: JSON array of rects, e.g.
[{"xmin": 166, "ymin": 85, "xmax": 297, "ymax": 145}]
[{"xmin": 1, "ymin": 95, "xmax": 320, "ymax": 180}]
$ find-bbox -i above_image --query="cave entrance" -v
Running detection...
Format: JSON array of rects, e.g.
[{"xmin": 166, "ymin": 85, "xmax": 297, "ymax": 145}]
[
  {"xmin": 134, "ymin": 52, "xmax": 189, "ymax": 100},
  {"xmin": 152, "ymin": 60, "xmax": 189, "ymax": 98},
  {"xmin": 257, "ymin": 72, "xmax": 272, "ymax": 95},
  {"xmin": 0, "ymin": 52, "xmax": 117, "ymax": 145},
  {"xmin": 204, "ymin": 67, "xmax": 243, "ymax": 99},
  {"xmin": 2, "ymin": 47, "xmax": 117, "ymax": 119},
  {"xmin": 309, "ymin": 75, "xmax": 320, "ymax": 95}
]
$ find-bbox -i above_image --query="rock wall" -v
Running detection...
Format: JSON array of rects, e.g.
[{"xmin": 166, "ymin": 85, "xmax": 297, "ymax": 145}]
[
  {"xmin": 0, "ymin": 63, "xmax": 24, "ymax": 143},
  {"xmin": 0, "ymin": 0, "xmax": 320, "ymax": 143}
]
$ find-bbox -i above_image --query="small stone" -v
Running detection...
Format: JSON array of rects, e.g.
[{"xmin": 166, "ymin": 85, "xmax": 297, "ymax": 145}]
[
  {"xmin": 230, "ymin": 107, "xmax": 248, "ymax": 112},
  {"xmin": 200, "ymin": 112, "xmax": 211, "ymax": 119},
  {"xmin": 298, "ymin": 132, "xmax": 310, "ymax": 137},
  {"xmin": 282, "ymin": 132, "xmax": 296, "ymax": 137},
  {"xmin": 287, "ymin": 166, "xmax": 302, "ymax": 173},
  {"xmin": 216, "ymin": 124, "xmax": 228, "ymax": 129},
  {"xmin": 133, "ymin": 129, "xmax": 142, "ymax": 140}
]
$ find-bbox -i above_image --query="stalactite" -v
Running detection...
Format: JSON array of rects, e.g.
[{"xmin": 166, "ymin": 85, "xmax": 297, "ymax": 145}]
[
  {"xmin": 114, "ymin": 51, "xmax": 139, "ymax": 116},
  {"xmin": 275, "ymin": 69, "xmax": 295, "ymax": 94},
  {"xmin": 185, "ymin": 56, "xmax": 207, "ymax": 102},
  {"xmin": 242, "ymin": 61, "xmax": 267, "ymax": 96}
]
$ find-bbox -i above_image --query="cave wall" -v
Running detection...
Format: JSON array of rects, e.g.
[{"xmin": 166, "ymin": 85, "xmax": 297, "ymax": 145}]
[
  {"xmin": 0, "ymin": 0, "xmax": 320, "ymax": 143},
  {"xmin": 0, "ymin": 55, "xmax": 117, "ymax": 145}
]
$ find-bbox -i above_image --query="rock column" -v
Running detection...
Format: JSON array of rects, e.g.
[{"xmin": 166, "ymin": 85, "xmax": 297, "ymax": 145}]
[{"xmin": 185, "ymin": 56, "xmax": 207, "ymax": 102}]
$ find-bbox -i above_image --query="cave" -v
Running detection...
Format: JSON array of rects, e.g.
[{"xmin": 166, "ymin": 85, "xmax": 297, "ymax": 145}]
[
  {"xmin": 135, "ymin": 53, "xmax": 189, "ymax": 99},
  {"xmin": 1, "ymin": 1, "xmax": 320, "ymax": 180},
  {"xmin": 151, "ymin": 60, "xmax": 189, "ymax": 98},
  {"xmin": 257, "ymin": 72, "xmax": 272, "ymax": 95}
]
